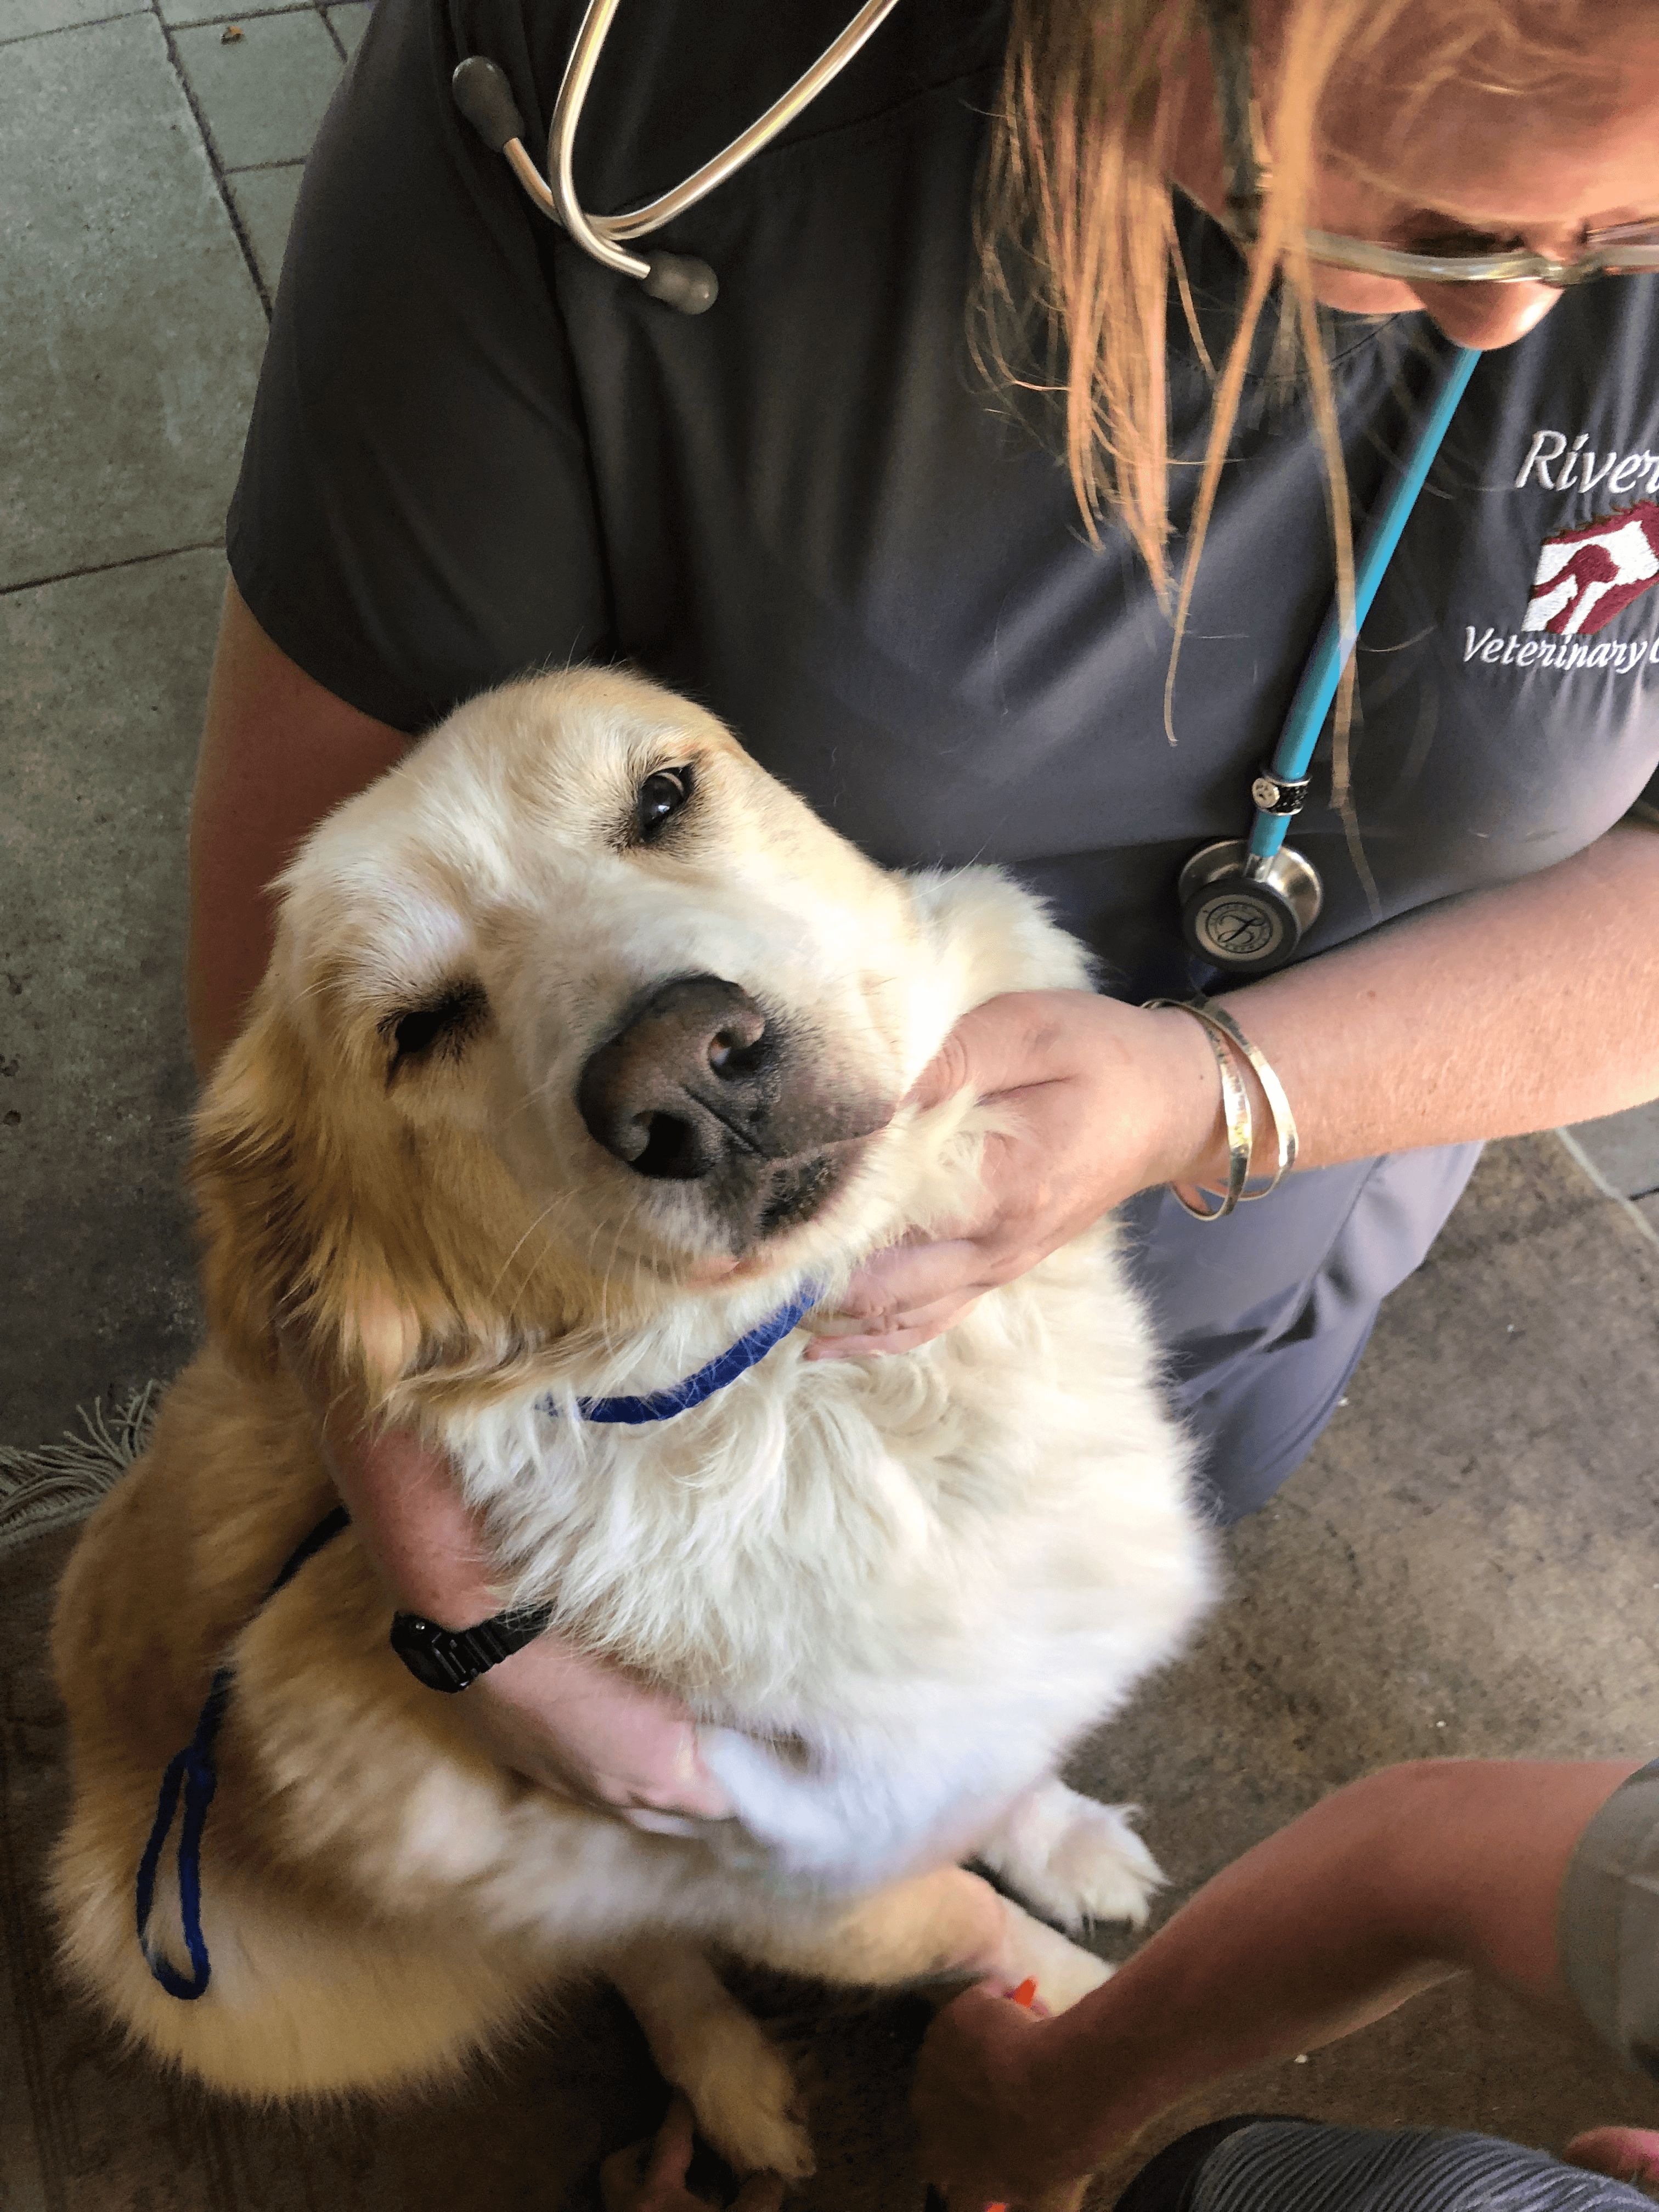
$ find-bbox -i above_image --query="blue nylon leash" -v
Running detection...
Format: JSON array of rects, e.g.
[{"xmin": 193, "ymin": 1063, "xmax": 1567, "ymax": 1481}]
[
  {"xmin": 551, "ymin": 1283, "xmax": 820, "ymax": 1425},
  {"xmin": 1249, "ymin": 342, "xmax": 1480, "ymax": 866},
  {"xmin": 136, "ymin": 1286, "xmax": 817, "ymax": 1998},
  {"xmin": 136, "ymin": 1502, "xmax": 350, "ymax": 1999}
]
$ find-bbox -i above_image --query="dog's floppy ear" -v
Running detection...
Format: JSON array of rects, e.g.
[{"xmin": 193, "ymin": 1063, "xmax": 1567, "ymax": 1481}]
[
  {"xmin": 191, "ymin": 992, "xmax": 427, "ymax": 1398},
  {"xmin": 193, "ymin": 997, "xmax": 312, "ymax": 1379}
]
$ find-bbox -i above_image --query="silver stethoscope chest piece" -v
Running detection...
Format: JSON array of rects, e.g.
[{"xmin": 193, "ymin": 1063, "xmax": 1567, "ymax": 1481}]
[
  {"xmin": 1180, "ymin": 840, "xmax": 1322, "ymax": 974},
  {"xmin": 453, "ymin": 0, "xmax": 906, "ymax": 313},
  {"xmin": 1179, "ymin": 342, "xmax": 1480, "ymax": 977}
]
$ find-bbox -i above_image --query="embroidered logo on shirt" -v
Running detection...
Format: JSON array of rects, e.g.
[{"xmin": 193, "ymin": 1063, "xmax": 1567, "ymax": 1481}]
[
  {"xmin": 1522, "ymin": 501, "xmax": 1659, "ymax": 638},
  {"xmin": 1514, "ymin": 431, "xmax": 1659, "ymax": 499}
]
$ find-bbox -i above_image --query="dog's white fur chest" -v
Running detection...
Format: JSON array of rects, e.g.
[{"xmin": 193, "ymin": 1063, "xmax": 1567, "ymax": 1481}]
[{"xmin": 447, "ymin": 1229, "xmax": 1207, "ymax": 1888}]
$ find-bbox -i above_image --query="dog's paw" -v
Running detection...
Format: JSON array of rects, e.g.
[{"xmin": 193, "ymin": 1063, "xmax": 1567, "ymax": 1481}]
[
  {"xmin": 979, "ymin": 1781, "xmax": 1163, "ymax": 1931},
  {"xmin": 994, "ymin": 1899, "xmax": 1113, "ymax": 2012},
  {"xmin": 676, "ymin": 2012, "xmax": 815, "ymax": 2182}
]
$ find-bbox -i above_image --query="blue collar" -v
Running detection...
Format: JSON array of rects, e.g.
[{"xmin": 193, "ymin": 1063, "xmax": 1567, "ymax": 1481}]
[{"xmin": 548, "ymin": 1283, "xmax": 820, "ymax": 1427}]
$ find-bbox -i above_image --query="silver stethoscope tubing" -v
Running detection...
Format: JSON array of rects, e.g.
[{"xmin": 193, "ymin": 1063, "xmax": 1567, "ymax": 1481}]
[{"xmin": 453, "ymin": 0, "xmax": 906, "ymax": 312}]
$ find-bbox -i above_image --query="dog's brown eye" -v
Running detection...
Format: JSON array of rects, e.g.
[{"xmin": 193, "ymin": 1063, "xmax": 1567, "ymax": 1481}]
[
  {"xmin": 636, "ymin": 766, "xmax": 692, "ymax": 844},
  {"xmin": 383, "ymin": 983, "xmax": 487, "ymax": 1076}
]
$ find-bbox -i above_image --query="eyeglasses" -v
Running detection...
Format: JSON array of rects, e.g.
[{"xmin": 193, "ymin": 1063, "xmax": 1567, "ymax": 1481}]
[
  {"xmin": 1199, "ymin": 0, "xmax": 1659, "ymax": 288},
  {"xmin": 1300, "ymin": 218, "xmax": 1659, "ymax": 290}
]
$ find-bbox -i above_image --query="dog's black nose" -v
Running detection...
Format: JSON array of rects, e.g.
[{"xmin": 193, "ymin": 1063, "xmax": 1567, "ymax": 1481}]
[{"xmin": 578, "ymin": 976, "xmax": 781, "ymax": 1180}]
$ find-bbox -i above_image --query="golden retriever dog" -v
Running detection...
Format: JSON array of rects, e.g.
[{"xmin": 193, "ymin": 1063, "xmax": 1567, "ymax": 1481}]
[{"xmin": 52, "ymin": 669, "xmax": 1212, "ymax": 2180}]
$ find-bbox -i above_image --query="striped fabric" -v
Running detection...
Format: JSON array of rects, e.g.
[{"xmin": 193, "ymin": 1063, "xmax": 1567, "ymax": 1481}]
[{"xmin": 1189, "ymin": 2124, "xmax": 1654, "ymax": 2212}]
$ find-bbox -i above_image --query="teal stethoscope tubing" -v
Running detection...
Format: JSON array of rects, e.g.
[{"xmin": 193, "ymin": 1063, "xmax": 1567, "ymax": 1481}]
[{"xmin": 1249, "ymin": 342, "xmax": 1480, "ymax": 866}]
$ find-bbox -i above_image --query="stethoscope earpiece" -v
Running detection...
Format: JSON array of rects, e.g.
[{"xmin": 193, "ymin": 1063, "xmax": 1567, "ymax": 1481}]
[
  {"xmin": 1179, "ymin": 839, "xmax": 1323, "ymax": 975},
  {"xmin": 451, "ymin": 55, "xmax": 522, "ymax": 154},
  {"xmin": 453, "ymin": 1, "xmax": 904, "ymax": 314},
  {"xmin": 640, "ymin": 252, "xmax": 718, "ymax": 315}
]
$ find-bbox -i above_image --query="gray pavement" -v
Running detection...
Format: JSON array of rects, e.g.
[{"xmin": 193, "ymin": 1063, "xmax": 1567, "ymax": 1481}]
[
  {"xmin": 2, "ymin": 8, "xmax": 1658, "ymax": 2207},
  {"xmin": 1565, "ymin": 1098, "xmax": 1659, "ymax": 1229}
]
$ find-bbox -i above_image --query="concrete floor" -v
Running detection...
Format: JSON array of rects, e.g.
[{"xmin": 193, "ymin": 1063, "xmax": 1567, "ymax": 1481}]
[{"xmin": 3, "ymin": 7, "xmax": 1659, "ymax": 2207}]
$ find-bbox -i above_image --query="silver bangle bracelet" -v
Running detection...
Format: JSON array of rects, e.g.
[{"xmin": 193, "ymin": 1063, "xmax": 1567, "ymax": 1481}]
[
  {"xmin": 1184, "ymin": 995, "xmax": 1299, "ymax": 1198},
  {"xmin": 1145, "ymin": 998, "xmax": 1254, "ymax": 1220}
]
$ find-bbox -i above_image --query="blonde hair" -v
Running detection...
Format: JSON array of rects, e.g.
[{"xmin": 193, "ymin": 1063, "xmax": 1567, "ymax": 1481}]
[
  {"xmin": 978, "ymin": 0, "xmax": 1636, "ymax": 865},
  {"xmin": 983, "ymin": 0, "xmax": 1638, "ymax": 582}
]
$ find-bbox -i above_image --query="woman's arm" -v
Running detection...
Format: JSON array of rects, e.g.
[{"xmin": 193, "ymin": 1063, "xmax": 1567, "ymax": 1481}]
[
  {"xmin": 911, "ymin": 1758, "xmax": 1644, "ymax": 2209},
  {"xmin": 814, "ymin": 823, "xmax": 1659, "ymax": 1356},
  {"xmin": 188, "ymin": 578, "xmax": 412, "ymax": 1077},
  {"xmin": 309, "ymin": 1379, "xmax": 731, "ymax": 1815},
  {"xmin": 188, "ymin": 580, "xmax": 730, "ymax": 1819},
  {"xmin": 1220, "ymin": 823, "xmax": 1659, "ymax": 1166}
]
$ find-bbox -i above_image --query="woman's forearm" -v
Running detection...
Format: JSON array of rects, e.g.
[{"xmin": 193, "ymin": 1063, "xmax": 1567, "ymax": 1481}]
[
  {"xmin": 304, "ymin": 1375, "xmax": 733, "ymax": 1818},
  {"xmin": 1216, "ymin": 823, "xmax": 1659, "ymax": 1172},
  {"xmin": 1013, "ymin": 1760, "xmax": 1640, "ymax": 2184},
  {"xmin": 315, "ymin": 1393, "xmax": 502, "ymax": 1623},
  {"xmin": 188, "ymin": 579, "xmax": 410, "ymax": 1077}
]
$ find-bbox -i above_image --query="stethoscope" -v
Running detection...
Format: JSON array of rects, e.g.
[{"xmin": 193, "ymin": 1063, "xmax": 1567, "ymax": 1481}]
[
  {"xmin": 1178, "ymin": 342, "xmax": 1480, "ymax": 974},
  {"xmin": 452, "ymin": 0, "xmax": 905, "ymax": 315},
  {"xmin": 453, "ymin": 5, "xmax": 1479, "ymax": 979}
]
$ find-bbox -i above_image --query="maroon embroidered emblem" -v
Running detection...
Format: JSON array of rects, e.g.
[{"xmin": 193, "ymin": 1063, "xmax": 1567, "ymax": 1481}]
[{"xmin": 1522, "ymin": 500, "xmax": 1659, "ymax": 637}]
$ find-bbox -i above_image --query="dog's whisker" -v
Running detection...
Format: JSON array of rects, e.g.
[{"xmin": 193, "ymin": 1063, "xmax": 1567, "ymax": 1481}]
[{"xmin": 486, "ymin": 1193, "xmax": 577, "ymax": 1306}]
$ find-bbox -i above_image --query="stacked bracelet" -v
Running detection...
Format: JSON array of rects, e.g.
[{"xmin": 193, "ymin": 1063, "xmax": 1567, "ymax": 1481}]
[
  {"xmin": 1144, "ymin": 996, "xmax": 1299, "ymax": 1220},
  {"xmin": 1188, "ymin": 996, "xmax": 1299, "ymax": 1190}
]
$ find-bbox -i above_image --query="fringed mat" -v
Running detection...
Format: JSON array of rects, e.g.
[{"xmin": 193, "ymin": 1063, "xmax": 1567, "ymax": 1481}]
[{"xmin": 0, "ymin": 1385, "xmax": 160, "ymax": 1559}]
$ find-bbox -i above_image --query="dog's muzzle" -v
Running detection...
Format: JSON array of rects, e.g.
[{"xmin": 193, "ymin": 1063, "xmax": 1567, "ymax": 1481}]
[{"xmin": 577, "ymin": 975, "xmax": 890, "ymax": 1243}]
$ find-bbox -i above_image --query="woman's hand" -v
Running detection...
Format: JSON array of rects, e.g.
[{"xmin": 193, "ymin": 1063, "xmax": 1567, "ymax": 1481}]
[
  {"xmin": 600, "ymin": 2096, "xmax": 787, "ymax": 2212},
  {"xmin": 443, "ymin": 1630, "xmax": 735, "ymax": 1821},
  {"xmin": 912, "ymin": 1984, "xmax": 1084, "ymax": 2211},
  {"xmin": 287, "ymin": 1344, "xmax": 733, "ymax": 1822},
  {"xmin": 806, "ymin": 991, "xmax": 1223, "ymax": 1360}
]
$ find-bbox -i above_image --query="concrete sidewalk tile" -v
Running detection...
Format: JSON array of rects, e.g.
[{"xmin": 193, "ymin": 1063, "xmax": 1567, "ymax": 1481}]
[
  {"xmin": 158, "ymin": 0, "xmax": 319, "ymax": 20},
  {"xmin": 229, "ymin": 161, "xmax": 303, "ymax": 294},
  {"xmin": 0, "ymin": 550, "xmax": 224, "ymax": 1439},
  {"xmin": 172, "ymin": 8, "xmax": 341, "ymax": 170},
  {"xmin": 0, "ymin": 0, "xmax": 146, "ymax": 41},
  {"xmin": 0, "ymin": 13, "xmax": 266, "ymax": 588},
  {"xmin": 1567, "ymin": 1097, "xmax": 1659, "ymax": 1199},
  {"xmin": 324, "ymin": 0, "xmax": 370, "ymax": 57}
]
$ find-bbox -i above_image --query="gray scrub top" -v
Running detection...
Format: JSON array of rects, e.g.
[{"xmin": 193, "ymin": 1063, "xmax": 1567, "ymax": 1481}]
[{"xmin": 225, "ymin": 0, "xmax": 1659, "ymax": 1506}]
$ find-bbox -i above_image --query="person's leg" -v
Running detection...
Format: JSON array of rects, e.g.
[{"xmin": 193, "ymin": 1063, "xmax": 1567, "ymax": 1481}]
[
  {"xmin": 1176, "ymin": 1299, "xmax": 1378, "ymax": 1522},
  {"xmin": 1116, "ymin": 2120, "xmax": 1659, "ymax": 2212},
  {"xmin": 1122, "ymin": 1142, "xmax": 1482, "ymax": 1522},
  {"xmin": 1114, "ymin": 2117, "xmax": 1300, "ymax": 2212}
]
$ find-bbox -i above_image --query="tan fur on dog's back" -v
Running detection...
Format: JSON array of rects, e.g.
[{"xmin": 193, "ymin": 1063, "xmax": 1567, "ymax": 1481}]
[
  {"xmin": 52, "ymin": 1362, "xmax": 532, "ymax": 2095},
  {"xmin": 52, "ymin": 669, "xmax": 1210, "ymax": 2171}
]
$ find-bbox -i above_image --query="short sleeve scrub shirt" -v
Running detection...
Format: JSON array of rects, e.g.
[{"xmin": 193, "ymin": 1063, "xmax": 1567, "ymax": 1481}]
[{"xmin": 228, "ymin": 0, "xmax": 1659, "ymax": 1520}]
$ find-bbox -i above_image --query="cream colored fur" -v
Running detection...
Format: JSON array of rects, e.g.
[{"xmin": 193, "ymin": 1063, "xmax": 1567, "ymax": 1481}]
[{"xmin": 52, "ymin": 669, "xmax": 1211, "ymax": 2178}]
